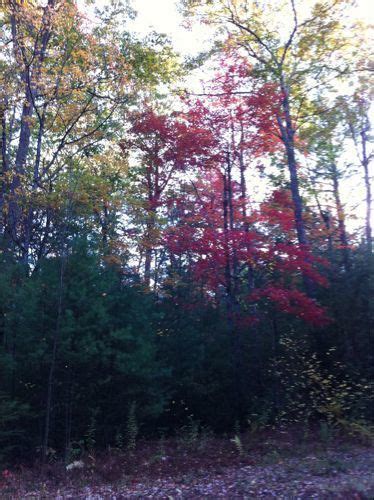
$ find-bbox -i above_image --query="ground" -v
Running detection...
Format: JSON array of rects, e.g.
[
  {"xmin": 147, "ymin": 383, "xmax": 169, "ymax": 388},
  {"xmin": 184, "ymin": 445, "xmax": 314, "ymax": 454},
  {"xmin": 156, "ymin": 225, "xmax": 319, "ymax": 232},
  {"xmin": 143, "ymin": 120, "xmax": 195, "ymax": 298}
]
[{"xmin": 1, "ymin": 430, "xmax": 373, "ymax": 499}]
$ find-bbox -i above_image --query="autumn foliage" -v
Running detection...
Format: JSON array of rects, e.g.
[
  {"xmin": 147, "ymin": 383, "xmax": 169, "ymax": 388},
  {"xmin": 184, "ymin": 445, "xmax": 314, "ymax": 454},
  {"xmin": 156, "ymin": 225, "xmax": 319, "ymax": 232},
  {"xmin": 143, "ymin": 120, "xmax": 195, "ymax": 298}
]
[{"xmin": 0, "ymin": 0, "xmax": 372, "ymax": 467}]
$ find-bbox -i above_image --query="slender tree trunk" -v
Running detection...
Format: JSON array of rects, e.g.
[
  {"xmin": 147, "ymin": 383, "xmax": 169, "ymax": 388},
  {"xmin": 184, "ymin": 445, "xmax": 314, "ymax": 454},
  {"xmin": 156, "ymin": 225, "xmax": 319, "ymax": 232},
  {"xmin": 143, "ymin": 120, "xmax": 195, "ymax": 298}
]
[
  {"xmin": 22, "ymin": 111, "xmax": 47, "ymax": 266},
  {"xmin": 278, "ymin": 88, "xmax": 308, "ymax": 247},
  {"xmin": 144, "ymin": 163, "xmax": 157, "ymax": 288},
  {"xmin": 271, "ymin": 314, "xmax": 281, "ymax": 417},
  {"xmin": 223, "ymin": 164, "xmax": 244, "ymax": 420},
  {"xmin": 144, "ymin": 217, "xmax": 154, "ymax": 289},
  {"xmin": 331, "ymin": 163, "xmax": 350, "ymax": 270},
  {"xmin": 361, "ymin": 128, "xmax": 372, "ymax": 255},
  {"xmin": 223, "ymin": 171, "xmax": 232, "ymax": 298},
  {"xmin": 42, "ymin": 251, "xmax": 66, "ymax": 462},
  {"xmin": 0, "ymin": 103, "xmax": 8, "ymax": 237},
  {"xmin": 226, "ymin": 152, "xmax": 239, "ymax": 292},
  {"xmin": 238, "ymin": 128, "xmax": 255, "ymax": 292},
  {"xmin": 277, "ymin": 81, "xmax": 314, "ymax": 296},
  {"xmin": 42, "ymin": 171, "xmax": 70, "ymax": 461},
  {"xmin": 102, "ymin": 203, "xmax": 109, "ymax": 247},
  {"xmin": 315, "ymin": 192, "xmax": 333, "ymax": 257},
  {"xmin": 64, "ymin": 377, "xmax": 73, "ymax": 464}
]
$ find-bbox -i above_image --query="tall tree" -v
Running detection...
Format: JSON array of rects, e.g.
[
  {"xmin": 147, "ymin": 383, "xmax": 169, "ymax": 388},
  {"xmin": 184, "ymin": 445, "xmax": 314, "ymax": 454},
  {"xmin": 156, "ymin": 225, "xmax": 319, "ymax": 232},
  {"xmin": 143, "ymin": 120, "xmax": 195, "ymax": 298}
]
[
  {"xmin": 343, "ymin": 93, "xmax": 373, "ymax": 255},
  {"xmin": 0, "ymin": 0, "xmax": 133, "ymax": 266},
  {"xmin": 302, "ymin": 103, "xmax": 352, "ymax": 270},
  {"xmin": 182, "ymin": 0, "xmax": 357, "ymax": 291},
  {"xmin": 123, "ymin": 106, "xmax": 213, "ymax": 287}
]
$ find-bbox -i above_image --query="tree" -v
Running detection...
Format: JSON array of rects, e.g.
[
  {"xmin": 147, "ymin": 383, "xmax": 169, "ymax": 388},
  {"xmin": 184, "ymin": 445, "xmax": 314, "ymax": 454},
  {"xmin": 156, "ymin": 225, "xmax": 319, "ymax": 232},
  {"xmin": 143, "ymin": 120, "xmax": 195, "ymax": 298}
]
[
  {"xmin": 0, "ymin": 0, "xmax": 144, "ymax": 266},
  {"xmin": 342, "ymin": 92, "xmax": 373, "ymax": 255},
  {"xmin": 302, "ymin": 103, "xmax": 352, "ymax": 271},
  {"xmin": 0, "ymin": 0, "xmax": 372, "ymax": 466},
  {"xmin": 182, "ymin": 0, "xmax": 359, "ymax": 293},
  {"xmin": 122, "ymin": 106, "xmax": 214, "ymax": 287}
]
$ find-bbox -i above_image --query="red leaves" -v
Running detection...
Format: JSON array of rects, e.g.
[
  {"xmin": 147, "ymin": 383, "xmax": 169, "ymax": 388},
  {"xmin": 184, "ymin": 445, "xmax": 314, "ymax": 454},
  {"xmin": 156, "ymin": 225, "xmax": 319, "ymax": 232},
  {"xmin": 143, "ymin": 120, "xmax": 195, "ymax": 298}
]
[
  {"xmin": 251, "ymin": 286, "xmax": 330, "ymax": 327},
  {"xmin": 128, "ymin": 107, "xmax": 215, "ymax": 177},
  {"xmin": 260, "ymin": 189, "xmax": 296, "ymax": 232},
  {"xmin": 182, "ymin": 56, "xmax": 282, "ymax": 164},
  {"xmin": 129, "ymin": 60, "xmax": 330, "ymax": 328},
  {"xmin": 165, "ymin": 178, "xmax": 329, "ymax": 326}
]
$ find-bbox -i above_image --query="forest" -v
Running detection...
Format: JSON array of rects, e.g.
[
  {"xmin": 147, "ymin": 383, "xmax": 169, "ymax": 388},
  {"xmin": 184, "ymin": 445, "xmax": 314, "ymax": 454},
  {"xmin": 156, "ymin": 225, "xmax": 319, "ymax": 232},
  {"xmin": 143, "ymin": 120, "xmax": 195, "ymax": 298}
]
[{"xmin": 0, "ymin": 0, "xmax": 373, "ymax": 497}]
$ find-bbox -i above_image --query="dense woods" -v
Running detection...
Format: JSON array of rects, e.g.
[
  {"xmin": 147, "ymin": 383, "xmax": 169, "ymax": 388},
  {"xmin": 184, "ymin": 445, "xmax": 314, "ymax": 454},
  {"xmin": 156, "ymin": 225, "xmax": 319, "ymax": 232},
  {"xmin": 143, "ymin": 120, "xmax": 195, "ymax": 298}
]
[{"xmin": 0, "ymin": 0, "xmax": 372, "ymax": 468}]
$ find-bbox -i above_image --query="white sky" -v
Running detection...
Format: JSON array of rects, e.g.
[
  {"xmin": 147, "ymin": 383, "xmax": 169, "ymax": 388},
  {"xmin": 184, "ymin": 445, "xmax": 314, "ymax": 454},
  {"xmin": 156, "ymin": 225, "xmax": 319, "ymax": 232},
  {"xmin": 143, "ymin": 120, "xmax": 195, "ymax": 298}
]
[
  {"xmin": 130, "ymin": 0, "xmax": 210, "ymax": 56},
  {"xmin": 130, "ymin": 0, "xmax": 373, "ymax": 54},
  {"xmin": 81, "ymin": 0, "xmax": 373, "ymax": 61}
]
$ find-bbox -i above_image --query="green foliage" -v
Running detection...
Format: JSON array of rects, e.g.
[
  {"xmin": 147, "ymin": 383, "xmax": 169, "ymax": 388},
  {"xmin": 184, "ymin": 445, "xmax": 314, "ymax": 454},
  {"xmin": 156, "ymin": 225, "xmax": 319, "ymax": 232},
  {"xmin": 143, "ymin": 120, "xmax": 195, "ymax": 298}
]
[
  {"xmin": 0, "ymin": 393, "xmax": 30, "ymax": 464},
  {"xmin": 121, "ymin": 31, "xmax": 182, "ymax": 88},
  {"xmin": 0, "ymin": 235, "xmax": 372, "ymax": 465},
  {"xmin": 0, "ymin": 237, "xmax": 167, "ymax": 463}
]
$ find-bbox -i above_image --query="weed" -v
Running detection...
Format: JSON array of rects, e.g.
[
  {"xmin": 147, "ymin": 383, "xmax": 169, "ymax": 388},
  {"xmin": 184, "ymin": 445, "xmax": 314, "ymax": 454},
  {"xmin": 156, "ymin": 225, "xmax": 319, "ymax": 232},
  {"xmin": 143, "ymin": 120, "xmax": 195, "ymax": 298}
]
[
  {"xmin": 178, "ymin": 416, "xmax": 200, "ymax": 450},
  {"xmin": 319, "ymin": 421, "xmax": 335, "ymax": 444},
  {"xmin": 231, "ymin": 435, "xmax": 244, "ymax": 457},
  {"xmin": 125, "ymin": 402, "xmax": 138, "ymax": 452}
]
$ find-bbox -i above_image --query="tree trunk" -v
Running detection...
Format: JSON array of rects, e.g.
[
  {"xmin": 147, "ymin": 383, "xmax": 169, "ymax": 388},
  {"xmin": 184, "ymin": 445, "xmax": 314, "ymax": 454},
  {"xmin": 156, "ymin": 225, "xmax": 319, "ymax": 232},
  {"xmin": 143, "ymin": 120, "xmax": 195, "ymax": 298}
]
[
  {"xmin": 7, "ymin": 1, "xmax": 54, "ymax": 253},
  {"xmin": 361, "ymin": 127, "xmax": 372, "ymax": 255},
  {"xmin": 7, "ymin": 42, "xmax": 33, "ymax": 246},
  {"xmin": 315, "ymin": 193, "xmax": 333, "ymax": 257},
  {"xmin": 223, "ymin": 171, "xmax": 232, "ymax": 297},
  {"xmin": 277, "ymin": 80, "xmax": 314, "ymax": 296},
  {"xmin": 64, "ymin": 377, "xmax": 73, "ymax": 464},
  {"xmin": 22, "ymin": 111, "xmax": 47, "ymax": 266},
  {"xmin": 0, "ymin": 103, "xmax": 8, "ymax": 237},
  {"xmin": 144, "ymin": 217, "xmax": 154, "ymax": 289},
  {"xmin": 42, "ymin": 252, "xmax": 65, "ymax": 462},
  {"xmin": 226, "ymin": 152, "xmax": 239, "ymax": 292},
  {"xmin": 223, "ymin": 164, "xmax": 244, "ymax": 420},
  {"xmin": 331, "ymin": 163, "xmax": 350, "ymax": 270},
  {"xmin": 278, "ymin": 87, "xmax": 308, "ymax": 247},
  {"xmin": 238, "ymin": 127, "xmax": 255, "ymax": 292}
]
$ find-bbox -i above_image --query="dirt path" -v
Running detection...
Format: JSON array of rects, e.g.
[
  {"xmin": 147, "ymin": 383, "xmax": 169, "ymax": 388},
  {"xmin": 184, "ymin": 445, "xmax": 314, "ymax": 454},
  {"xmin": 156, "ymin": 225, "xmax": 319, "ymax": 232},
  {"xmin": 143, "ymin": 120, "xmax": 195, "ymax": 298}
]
[
  {"xmin": 105, "ymin": 448, "xmax": 374, "ymax": 499},
  {"xmin": 5, "ymin": 446, "xmax": 372, "ymax": 499}
]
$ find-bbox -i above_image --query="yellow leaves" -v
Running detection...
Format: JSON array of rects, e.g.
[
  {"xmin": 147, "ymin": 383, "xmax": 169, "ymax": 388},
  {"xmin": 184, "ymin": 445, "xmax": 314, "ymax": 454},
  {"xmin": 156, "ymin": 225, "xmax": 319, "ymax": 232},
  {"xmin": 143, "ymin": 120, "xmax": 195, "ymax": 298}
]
[
  {"xmin": 73, "ymin": 48, "xmax": 90, "ymax": 64},
  {"xmin": 103, "ymin": 255, "xmax": 122, "ymax": 267},
  {"xmin": 273, "ymin": 335, "xmax": 373, "ymax": 427},
  {"xmin": 0, "ymin": 0, "xmax": 33, "ymax": 14}
]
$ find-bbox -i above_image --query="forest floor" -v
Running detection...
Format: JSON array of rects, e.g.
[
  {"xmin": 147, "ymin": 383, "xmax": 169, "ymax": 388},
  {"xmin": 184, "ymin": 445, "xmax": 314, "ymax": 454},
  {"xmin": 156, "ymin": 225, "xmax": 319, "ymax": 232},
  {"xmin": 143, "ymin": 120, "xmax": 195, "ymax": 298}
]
[{"xmin": 1, "ymin": 429, "xmax": 373, "ymax": 499}]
